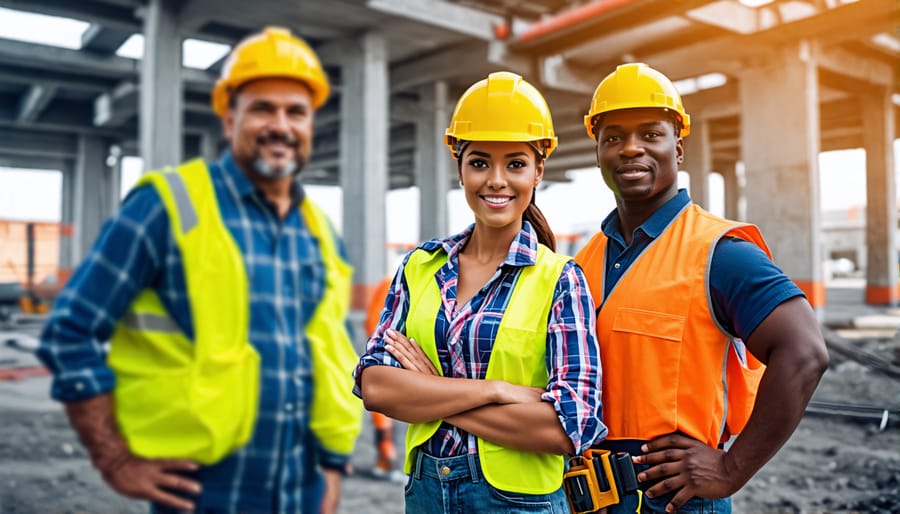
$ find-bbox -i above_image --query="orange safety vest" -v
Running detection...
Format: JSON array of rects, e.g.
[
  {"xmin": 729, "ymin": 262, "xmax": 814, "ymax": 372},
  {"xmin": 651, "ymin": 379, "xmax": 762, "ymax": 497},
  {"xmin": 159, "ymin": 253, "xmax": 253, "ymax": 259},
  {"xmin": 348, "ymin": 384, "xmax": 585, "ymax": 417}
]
[
  {"xmin": 364, "ymin": 277, "xmax": 393, "ymax": 336},
  {"xmin": 575, "ymin": 204, "xmax": 771, "ymax": 446}
]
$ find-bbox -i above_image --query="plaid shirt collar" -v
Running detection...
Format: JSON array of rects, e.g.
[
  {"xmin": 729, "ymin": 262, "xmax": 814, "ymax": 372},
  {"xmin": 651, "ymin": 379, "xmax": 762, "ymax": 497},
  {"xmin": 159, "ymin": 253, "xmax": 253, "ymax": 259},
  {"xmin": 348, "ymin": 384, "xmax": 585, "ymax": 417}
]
[{"xmin": 433, "ymin": 221, "xmax": 541, "ymax": 270}]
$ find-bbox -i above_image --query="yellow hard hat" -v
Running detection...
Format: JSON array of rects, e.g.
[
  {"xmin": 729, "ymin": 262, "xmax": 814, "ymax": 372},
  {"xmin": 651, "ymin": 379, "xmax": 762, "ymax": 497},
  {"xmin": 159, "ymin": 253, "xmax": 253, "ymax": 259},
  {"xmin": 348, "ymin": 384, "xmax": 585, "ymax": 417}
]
[
  {"xmin": 211, "ymin": 26, "xmax": 330, "ymax": 117},
  {"xmin": 584, "ymin": 62, "xmax": 691, "ymax": 139},
  {"xmin": 445, "ymin": 71, "xmax": 557, "ymax": 158}
]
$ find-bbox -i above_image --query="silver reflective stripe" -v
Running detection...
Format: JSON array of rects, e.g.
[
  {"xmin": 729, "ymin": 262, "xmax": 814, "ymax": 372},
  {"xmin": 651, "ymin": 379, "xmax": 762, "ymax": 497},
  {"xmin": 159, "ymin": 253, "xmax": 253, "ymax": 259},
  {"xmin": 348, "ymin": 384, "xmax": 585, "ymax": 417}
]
[
  {"xmin": 163, "ymin": 172, "xmax": 198, "ymax": 233},
  {"xmin": 122, "ymin": 311, "xmax": 182, "ymax": 333}
]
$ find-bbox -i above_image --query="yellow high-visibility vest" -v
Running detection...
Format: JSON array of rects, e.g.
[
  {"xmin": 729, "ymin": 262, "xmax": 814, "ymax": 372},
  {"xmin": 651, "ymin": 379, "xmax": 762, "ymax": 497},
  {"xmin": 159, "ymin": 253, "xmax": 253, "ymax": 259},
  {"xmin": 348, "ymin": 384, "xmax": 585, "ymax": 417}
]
[
  {"xmin": 402, "ymin": 243, "xmax": 569, "ymax": 494},
  {"xmin": 108, "ymin": 158, "xmax": 363, "ymax": 464}
]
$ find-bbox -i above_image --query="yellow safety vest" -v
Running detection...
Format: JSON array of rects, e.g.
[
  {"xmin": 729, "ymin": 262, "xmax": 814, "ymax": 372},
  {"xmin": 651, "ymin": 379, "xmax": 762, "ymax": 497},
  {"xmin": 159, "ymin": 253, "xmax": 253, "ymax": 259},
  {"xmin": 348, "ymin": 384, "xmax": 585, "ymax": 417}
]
[
  {"xmin": 402, "ymin": 243, "xmax": 570, "ymax": 494},
  {"xmin": 108, "ymin": 158, "xmax": 363, "ymax": 464}
]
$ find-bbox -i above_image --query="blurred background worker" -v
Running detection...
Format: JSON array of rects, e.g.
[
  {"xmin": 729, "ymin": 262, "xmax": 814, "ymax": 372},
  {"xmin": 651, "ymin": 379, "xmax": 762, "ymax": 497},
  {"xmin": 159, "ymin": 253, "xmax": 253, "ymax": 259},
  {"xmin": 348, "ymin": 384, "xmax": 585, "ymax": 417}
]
[
  {"xmin": 576, "ymin": 63, "xmax": 829, "ymax": 514},
  {"xmin": 35, "ymin": 26, "xmax": 363, "ymax": 514},
  {"xmin": 364, "ymin": 276, "xmax": 405, "ymax": 484},
  {"xmin": 354, "ymin": 71, "xmax": 606, "ymax": 513}
]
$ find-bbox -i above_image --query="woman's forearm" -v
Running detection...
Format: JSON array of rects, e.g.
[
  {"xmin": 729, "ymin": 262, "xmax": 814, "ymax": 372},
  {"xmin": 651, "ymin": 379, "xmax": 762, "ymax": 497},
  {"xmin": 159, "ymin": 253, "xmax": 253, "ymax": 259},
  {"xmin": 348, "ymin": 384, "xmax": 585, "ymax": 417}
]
[
  {"xmin": 360, "ymin": 365, "xmax": 500, "ymax": 423},
  {"xmin": 446, "ymin": 401, "xmax": 574, "ymax": 455}
]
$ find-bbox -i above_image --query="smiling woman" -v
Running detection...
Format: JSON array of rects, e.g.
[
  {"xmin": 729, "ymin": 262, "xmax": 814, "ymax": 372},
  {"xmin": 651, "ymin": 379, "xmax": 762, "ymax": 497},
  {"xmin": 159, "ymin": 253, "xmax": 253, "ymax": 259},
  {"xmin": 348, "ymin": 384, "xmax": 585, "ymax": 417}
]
[{"xmin": 354, "ymin": 71, "xmax": 607, "ymax": 514}]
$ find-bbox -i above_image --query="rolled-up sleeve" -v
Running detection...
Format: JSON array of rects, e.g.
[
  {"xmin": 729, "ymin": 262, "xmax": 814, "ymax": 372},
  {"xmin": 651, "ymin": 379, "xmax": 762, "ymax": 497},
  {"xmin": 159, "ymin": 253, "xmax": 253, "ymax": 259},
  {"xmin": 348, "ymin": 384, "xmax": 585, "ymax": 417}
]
[
  {"xmin": 36, "ymin": 186, "xmax": 169, "ymax": 402},
  {"xmin": 352, "ymin": 259, "xmax": 411, "ymax": 397},
  {"xmin": 542, "ymin": 260, "xmax": 607, "ymax": 454}
]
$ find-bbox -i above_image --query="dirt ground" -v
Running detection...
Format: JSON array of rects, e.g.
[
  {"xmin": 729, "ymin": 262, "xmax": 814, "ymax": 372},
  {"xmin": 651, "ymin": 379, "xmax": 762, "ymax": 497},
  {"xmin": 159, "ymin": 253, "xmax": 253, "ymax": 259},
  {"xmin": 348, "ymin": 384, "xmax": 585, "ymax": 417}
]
[{"xmin": 1, "ymin": 328, "xmax": 898, "ymax": 514}]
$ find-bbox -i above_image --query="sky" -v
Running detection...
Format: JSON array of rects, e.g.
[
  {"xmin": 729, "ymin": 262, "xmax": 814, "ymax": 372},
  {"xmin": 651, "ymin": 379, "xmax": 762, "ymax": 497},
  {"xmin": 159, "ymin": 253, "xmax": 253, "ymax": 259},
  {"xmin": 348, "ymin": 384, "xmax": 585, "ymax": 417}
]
[{"xmin": 0, "ymin": 7, "xmax": 896, "ymax": 248}]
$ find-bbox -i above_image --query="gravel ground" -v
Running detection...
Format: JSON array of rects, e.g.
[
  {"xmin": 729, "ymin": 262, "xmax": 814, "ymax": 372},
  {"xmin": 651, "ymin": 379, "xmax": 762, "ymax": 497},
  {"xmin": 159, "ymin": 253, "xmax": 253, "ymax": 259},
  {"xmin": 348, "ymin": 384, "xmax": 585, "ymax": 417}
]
[{"xmin": 2, "ymin": 324, "xmax": 898, "ymax": 513}]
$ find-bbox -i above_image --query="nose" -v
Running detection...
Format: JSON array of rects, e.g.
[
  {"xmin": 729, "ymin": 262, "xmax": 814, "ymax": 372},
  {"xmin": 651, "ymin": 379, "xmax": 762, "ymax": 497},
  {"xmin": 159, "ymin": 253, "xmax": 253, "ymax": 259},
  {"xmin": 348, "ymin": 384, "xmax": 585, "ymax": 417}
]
[
  {"xmin": 620, "ymin": 133, "xmax": 645, "ymax": 158},
  {"xmin": 486, "ymin": 164, "xmax": 507, "ymax": 189},
  {"xmin": 268, "ymin": 108, "xmax": 290, "ymax": 132}
]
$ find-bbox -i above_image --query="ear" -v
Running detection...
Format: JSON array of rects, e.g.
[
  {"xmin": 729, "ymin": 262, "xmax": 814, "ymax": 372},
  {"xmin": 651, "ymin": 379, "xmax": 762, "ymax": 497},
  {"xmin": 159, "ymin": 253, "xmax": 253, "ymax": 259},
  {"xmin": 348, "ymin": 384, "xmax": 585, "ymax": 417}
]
[
  {"xmin": 534, "ymin": 159, "xmax": 545, "ymax": 187},
  {"xmin": 675, "ymin": 137, "xmax": 684, "ymax": 164},
  {"xmin": 222, "ymin": 108, "xmax": 235, "ymax": 140}
]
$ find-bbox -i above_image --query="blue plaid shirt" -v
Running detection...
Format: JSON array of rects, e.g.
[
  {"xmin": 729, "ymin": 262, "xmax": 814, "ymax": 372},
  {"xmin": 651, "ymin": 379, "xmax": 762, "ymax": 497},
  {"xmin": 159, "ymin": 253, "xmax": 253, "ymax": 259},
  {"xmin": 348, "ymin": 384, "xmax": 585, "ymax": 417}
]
[
  {"xmin": 354, "ymin": 222, "xmax": 607, "ymax": 457},
  {"xmin": 37, "ymin": 151, "xmax": 347, "ymax": 513}
]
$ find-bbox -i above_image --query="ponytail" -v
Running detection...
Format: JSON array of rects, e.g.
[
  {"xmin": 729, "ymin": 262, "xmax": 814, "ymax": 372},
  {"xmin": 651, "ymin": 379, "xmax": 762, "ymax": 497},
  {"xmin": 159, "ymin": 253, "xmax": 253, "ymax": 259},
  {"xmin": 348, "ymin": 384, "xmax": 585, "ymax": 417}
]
[{"xmin": 523, "ymin": 189, "xmax": 556, "ymax": 251}]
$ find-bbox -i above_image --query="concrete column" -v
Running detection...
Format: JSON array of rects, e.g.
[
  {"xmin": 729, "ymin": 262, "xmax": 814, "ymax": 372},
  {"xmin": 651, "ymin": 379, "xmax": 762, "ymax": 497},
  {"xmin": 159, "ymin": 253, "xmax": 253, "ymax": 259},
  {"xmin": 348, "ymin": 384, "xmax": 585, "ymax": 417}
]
[
  {"xmin": 58, "ymin": 159, "xmax": 75, "ymax": 281},
  {"xmin": 683, "ymin": 118, "xmax": 711, "ymax": 210},
  {"xmin": 200, "ymin": 124, "xmax": 223, "ymax": 163},
  {"xmin": 72, "ymin": 136, "xmax": 114, "ymax": 263},
  {"xmin": 340, "ymin": 32, "xmax": 388, "ymax": 309},
  {"xmin": 862, "ymin": 88, "xmax": 898, "ymax": 305},
  {"xmin": 739, "ymin": 42, "xmax": 824, "ymax": 310},
  {"xmin": 718, "ymin": 162, "xmax": 741, "ymax": 221},
  {"xmin": 140, "ymin": 0, "xmax": 182, "ymax": 169},
  {"xmin": 416, "ymin": 81, "xmax": 451, "ymax": 242}
]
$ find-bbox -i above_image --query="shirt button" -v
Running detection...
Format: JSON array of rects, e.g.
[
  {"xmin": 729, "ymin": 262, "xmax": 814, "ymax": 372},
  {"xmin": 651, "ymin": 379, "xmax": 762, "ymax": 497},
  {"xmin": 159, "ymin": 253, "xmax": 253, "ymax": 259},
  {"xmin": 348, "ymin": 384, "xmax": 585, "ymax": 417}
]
[
  {"xmin": 440, "ymin": 466, "xmax": 451, "ymax": 476},
  {"xmin": 74, "ymin": 382, "xmax": 84, "ymax": 391},
  {"xmin": 614, "ymin": 263, "xmax": 621, "ymax": 269},
  {"xmin": 285, "ymin": 403, "xmax": 294, "ymax": 412}
]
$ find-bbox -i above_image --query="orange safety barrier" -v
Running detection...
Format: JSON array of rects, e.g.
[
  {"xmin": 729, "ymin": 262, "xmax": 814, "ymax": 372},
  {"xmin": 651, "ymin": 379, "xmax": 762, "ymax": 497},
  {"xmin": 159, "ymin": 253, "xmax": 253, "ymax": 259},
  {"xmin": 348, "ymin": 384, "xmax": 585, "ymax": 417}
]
[{"xmin": 794, "ymin": 279, "xmax": 826, "ymax": 308}]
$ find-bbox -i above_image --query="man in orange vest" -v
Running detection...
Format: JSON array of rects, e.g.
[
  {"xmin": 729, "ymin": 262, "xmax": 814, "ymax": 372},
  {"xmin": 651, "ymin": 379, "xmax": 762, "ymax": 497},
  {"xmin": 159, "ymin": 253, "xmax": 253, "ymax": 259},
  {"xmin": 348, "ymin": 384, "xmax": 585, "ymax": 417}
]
[{"xmin": 574, "ymin": 63, "xmax": 829, "ymax": 513}]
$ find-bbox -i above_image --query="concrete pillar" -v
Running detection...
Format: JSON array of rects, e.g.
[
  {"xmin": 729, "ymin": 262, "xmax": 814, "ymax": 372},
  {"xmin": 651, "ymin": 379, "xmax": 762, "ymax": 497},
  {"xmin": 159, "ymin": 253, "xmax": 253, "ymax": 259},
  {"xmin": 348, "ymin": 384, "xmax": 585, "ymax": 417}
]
[
  {"xmin": 739, "ymin": 42, "xmax": 824, "ymax": 310},
  {"xmin": 58, "ymin": 159, "xmax": 75, "ymax": 281},
  {"xmin": 72, "ymin": 136, "xmax": 114, "ymax": 263},
  {"xmin": 140, "ymin": 0, "xmax": 182, "ymax": 169},
  {"xmin": 862, "ymin": 88, "xmax": 898, "ymax": 305},
  {"xmin": 340, "ymin": 32, "xmax": 388, "ymax": 309},
  {"xmin": 416, "ymin": 81, "xmax": 451, "ymax": 242},
  {"xmin": 200, "ymin": 125, "xmax": 223, "ymax": 164},
  {"xmin": 683, "ymin": 118, "xmax": 711, "ymax": 210},
  {"xmin": 719, "ymin": 162, "xmax": 741, "ymax": 221}
]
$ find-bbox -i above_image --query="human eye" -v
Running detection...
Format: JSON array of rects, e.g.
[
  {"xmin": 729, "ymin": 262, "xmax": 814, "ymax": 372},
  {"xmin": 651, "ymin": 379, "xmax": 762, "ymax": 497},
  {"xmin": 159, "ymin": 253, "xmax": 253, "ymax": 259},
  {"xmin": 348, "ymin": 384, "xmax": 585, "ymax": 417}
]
[
  {"xmin": 602, "ymin": 134, "xmax": 621, "ymax": 144},
  {"xmin": 288, "ymin": 104, "xmax": 309, "ymax": 118},
  {"xmin": 507, "ymin": 159, "xmax": 526, "ymax": 169},
  {"xmin": 250, "ymin": 102, "xmax": 273, "ymax": 113},
  {"xmin": 467, "ymin": 158, "xmax": 488, "ymax": 168}
]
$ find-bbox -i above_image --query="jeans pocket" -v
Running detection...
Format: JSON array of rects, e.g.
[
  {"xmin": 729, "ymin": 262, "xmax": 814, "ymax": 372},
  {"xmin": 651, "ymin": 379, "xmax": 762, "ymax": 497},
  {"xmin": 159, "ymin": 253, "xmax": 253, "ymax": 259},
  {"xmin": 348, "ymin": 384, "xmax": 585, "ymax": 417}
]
[
  {"xmin": 486, "ymin": 484, "xmax": 555, "ymax": 509},
  {"xmin": 403, "ymin": 473, "xmax": 416, "ymax": 496}
]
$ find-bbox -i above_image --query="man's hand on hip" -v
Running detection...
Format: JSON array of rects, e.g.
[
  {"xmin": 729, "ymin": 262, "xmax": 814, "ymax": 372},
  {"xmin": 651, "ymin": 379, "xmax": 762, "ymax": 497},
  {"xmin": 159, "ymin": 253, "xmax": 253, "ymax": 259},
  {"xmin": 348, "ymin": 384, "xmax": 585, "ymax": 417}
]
[
  {"xmin": 100, "ymin": 454, "xmax": 201, "ymax": 511},
  {"xmin": 632, "ymin": 434, "xmax": 739, "ymax": 514}
]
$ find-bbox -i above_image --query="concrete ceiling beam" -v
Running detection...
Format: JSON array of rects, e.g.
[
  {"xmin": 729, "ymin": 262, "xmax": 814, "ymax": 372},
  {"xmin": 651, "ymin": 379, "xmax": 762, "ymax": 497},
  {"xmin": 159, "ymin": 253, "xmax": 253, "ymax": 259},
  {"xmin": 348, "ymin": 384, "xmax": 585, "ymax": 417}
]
[
  {"xmin": 0, "ymin": 37, "xmax": 217, "ymax": 88},
  {"xmin": 81, "ymin": 24, "xmax": 134, "ymax": 54},
  {"xmin": 391, "ymin": 41, "xmax": 487, "ymax": 91},
  {"xmin": 93, "ymin": 81, "xmax": 138, "ymax": 127},
  {"xmin": 366, "ymin": 0, "xmax": 503, "ymax": 41},
  {"xmin": 16, "ymin": 85, "xmax": 57, "ymax": 123},
  {"xmin": 0, "ymin": 0, "xmax": 141, "ymax": 32}
]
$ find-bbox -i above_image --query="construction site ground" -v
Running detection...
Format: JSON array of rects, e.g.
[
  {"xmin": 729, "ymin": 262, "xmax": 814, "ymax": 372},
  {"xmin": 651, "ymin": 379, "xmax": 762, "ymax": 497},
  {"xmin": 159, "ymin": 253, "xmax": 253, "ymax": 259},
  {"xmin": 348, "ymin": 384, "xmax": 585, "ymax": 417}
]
[{"xmin": 1, "ymin": 280, "xmax": 898, "ymax": 514}]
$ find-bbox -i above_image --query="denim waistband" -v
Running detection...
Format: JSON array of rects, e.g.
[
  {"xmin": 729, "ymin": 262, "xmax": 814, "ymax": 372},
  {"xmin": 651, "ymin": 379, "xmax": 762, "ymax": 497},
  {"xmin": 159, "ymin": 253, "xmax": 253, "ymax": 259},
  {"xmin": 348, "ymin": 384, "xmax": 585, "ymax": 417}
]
[{"xmin": 410, "ymin": 450, "xmax": 483, "ymax": 484}]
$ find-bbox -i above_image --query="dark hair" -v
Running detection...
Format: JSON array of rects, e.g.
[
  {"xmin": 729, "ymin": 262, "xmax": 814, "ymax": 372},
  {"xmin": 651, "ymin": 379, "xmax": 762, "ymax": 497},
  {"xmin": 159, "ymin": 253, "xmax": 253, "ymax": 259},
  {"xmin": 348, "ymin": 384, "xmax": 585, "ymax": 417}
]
[{"xmin": 524, "ymin": 189, "xmax": 556, "ymax": 251}]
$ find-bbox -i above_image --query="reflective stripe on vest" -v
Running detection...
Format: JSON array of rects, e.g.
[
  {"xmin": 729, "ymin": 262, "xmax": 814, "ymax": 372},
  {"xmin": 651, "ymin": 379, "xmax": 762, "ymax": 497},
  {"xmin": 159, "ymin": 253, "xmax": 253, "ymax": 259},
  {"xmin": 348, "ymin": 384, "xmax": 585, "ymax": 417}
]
[
  {"xmin": 574, "ymin": 204, "xmax": 770, "ymax": 446},
  {"xmin": 402, "ymin": 244, "xmax": 570, "ymax": 494},
  {"xmin": 108, "ymin": 158, "xmax": 362, "ymax": 463}
]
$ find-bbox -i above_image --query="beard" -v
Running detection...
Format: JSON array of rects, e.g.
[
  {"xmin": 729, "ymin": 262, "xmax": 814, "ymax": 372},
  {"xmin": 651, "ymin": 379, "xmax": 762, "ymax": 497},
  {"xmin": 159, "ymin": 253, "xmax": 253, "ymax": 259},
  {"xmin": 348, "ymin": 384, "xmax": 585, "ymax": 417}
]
[{"xmin": 251, "ymin": 132, "xmax": 307, "ymax": 180}]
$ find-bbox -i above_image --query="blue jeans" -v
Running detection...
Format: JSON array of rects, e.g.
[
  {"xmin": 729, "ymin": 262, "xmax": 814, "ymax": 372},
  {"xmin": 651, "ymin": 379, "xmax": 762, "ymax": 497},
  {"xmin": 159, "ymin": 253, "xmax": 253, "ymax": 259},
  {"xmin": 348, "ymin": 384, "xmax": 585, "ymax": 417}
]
[
  {"xmin": 607, "ymin": 492, "xmax": 731, "ymax": 514},
  {"xmin": 405, "ymin": 450, "xmax": 570, "ymax": 514},
  {"xmin": 605, "ymin": 459, "xmax": 731, "ymax": 514}
]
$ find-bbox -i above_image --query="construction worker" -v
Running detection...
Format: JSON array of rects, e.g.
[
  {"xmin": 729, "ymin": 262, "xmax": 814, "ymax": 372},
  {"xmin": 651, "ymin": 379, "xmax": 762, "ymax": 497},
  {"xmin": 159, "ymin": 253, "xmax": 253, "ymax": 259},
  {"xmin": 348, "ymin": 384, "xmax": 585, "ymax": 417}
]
[
  {"xmin": 354, "ymin": 71, "xmax": 607, "ymax": 513},
  {"xmin": 575, "ymin": 63, "xmax": 829, "ymax": 513},
  {"xmin": 364, "ymin": 276, "xmax": 404, "ymax": 483},
  {"xmin": 36, "ymin": 27, "xmax": 363, "ymax": 513}
]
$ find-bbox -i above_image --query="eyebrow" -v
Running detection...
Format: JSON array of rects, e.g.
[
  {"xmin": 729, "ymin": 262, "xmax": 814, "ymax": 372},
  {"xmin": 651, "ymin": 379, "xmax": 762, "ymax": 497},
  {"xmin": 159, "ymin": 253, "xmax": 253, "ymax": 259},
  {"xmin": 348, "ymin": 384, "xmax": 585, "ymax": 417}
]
[
  {"xmin": 602, "ymin": 121, "xmax": 668, "ymax": 131},
  {"xmin": 467, "ymin": 150, "xmax": 530, "ymax": 158}
]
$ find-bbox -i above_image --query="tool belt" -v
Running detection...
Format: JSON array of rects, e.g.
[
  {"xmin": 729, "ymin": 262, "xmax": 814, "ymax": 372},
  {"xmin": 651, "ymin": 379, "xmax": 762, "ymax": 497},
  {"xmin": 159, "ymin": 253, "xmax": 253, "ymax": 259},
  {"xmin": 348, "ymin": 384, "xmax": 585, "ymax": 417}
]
[{"xmin": 563, "ymin": 449, "xmax": 640, "ymax": 513}]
